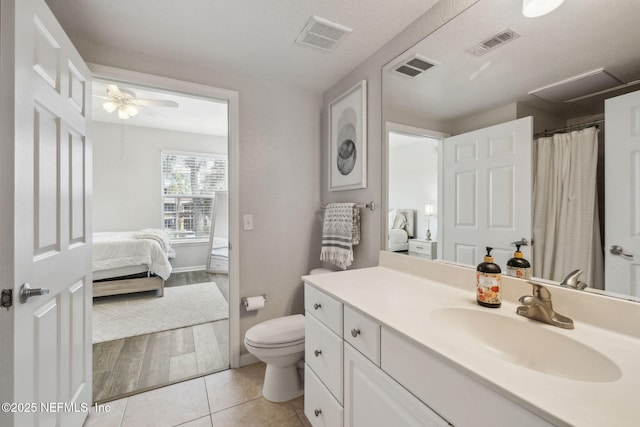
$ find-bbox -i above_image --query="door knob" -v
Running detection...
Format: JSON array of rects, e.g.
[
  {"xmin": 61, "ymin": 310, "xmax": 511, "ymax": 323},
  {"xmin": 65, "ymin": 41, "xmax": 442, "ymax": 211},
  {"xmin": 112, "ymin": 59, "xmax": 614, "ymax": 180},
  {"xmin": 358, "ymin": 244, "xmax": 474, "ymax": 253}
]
[
  {"xmin": 610, "ymin": 245, "xmax": 634, "ymax": 258},
  {"xmin": 19, "ymin": 283, "xmax": 49, "ymax": 303}
]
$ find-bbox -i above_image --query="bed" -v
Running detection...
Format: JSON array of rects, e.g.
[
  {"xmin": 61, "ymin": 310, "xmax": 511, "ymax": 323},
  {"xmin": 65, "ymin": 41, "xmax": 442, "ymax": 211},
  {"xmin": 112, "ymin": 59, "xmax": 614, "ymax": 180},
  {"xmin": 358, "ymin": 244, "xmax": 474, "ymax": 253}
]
[
  {"xmin": 388, "ymin": 209, "xmax": 415, "ymax": 251},
  {"xmin": 92, "ymin": 229, "xmax": 175, "ymax": 297}
]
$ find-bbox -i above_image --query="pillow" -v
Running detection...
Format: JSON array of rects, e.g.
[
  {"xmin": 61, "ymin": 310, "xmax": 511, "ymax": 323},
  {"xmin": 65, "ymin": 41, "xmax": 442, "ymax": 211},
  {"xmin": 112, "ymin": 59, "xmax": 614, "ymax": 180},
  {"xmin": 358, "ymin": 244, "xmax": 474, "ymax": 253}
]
[
  {"xmin": 388, "ymin": 210, "xmax": 397, "ymax": 229},
  {"xmin": 392, "ymin": 212, "xmax": 407, "ymax": 229}
]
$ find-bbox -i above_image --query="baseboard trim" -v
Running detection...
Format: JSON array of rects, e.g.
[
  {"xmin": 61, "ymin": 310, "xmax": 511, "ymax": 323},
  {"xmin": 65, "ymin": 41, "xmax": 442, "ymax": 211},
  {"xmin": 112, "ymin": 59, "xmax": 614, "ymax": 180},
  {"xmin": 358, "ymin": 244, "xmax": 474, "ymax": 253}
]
[
  {"xmin": 172, "ymin": 266, "xmax": 207, "ymax": 273},
  {"xmin": 239, "ymin": 353, "xmax": 260, "ymax": 367}
]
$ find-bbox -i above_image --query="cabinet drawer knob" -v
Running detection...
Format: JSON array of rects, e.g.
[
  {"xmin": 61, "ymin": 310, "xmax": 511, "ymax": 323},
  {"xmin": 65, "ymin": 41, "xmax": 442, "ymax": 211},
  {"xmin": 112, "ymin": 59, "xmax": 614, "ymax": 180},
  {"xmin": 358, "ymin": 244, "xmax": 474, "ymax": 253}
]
[
  {"xmin": 313, "ymin": 303, "xmax": 322, "ymax": 310},
  {"xmin": 351, "ymin": 328, "xmax": 361, "ymax": 337},
  {"xmin": 314, "ymin": 349, "xmax": 322, "ymax": 357},
  {"xmin": 314, "ymin": 409, "xmax": 322, "ymax": 417}
]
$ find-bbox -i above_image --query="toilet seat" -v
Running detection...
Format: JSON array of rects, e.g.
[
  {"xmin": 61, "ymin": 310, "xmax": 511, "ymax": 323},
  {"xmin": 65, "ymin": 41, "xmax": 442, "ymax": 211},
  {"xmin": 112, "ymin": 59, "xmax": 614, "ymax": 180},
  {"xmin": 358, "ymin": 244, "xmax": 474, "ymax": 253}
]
[{"xmin": 244, "ymin": 314, "xmax": 305, "ymax": 349}]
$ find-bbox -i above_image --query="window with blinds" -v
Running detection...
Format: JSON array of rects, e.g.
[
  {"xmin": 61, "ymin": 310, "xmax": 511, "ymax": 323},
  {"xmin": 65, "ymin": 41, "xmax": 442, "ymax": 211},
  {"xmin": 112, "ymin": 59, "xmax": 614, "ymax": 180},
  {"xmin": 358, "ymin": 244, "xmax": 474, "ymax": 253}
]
[{"xmin": 161, "ymin": 151, "xmax": 228, "ymax": 240}]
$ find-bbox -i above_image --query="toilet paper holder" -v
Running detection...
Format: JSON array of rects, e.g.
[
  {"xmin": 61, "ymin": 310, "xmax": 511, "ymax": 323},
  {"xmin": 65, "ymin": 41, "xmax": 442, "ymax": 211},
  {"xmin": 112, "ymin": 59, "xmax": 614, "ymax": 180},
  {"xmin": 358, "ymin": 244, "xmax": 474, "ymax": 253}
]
[{"xmin": 242, "ymin": 294, "xmax": 267, "ymax": 311}]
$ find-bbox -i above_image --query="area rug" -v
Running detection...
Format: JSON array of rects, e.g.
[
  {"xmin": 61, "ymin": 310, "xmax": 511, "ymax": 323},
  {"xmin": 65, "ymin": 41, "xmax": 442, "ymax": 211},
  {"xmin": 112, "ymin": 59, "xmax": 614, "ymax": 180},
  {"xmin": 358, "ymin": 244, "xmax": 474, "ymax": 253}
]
[{"xmin": 92, "ymin": 281, "xmax": 228, "ymax": 343}]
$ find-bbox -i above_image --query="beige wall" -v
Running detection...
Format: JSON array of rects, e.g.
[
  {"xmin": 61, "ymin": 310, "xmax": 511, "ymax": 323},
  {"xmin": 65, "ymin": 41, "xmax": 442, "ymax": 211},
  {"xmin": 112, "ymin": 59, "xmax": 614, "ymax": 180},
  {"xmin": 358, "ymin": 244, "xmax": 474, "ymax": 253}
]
[
  {"xmin": 74, "ymin": 39, "xmax": 323, "ymax": 358},
  {"xmin": 321, "ymin": 0, "xmax": 479, "ymax": 269}
]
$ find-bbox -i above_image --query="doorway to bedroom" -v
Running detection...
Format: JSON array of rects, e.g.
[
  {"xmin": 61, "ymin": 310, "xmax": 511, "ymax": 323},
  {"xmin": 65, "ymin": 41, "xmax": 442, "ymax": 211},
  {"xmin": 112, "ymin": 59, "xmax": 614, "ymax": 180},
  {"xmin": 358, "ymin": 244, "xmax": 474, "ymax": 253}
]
[{"xmin": 90, "ymin": 77, "xmax": 232, "ymax": 403}]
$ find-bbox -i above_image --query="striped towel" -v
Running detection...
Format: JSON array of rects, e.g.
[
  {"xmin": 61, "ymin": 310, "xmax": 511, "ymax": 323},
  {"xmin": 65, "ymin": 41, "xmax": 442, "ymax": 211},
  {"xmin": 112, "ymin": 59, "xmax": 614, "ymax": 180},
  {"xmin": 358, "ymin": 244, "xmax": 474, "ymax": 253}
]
[{"xmin": 320, "ymin": 203, "xmax": 360, "ymax": 270}]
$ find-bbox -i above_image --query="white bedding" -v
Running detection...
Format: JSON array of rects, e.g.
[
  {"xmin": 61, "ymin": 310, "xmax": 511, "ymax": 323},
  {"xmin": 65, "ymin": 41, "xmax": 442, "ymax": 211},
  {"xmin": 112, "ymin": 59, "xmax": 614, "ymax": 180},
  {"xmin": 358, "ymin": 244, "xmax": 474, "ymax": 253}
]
[
  {"xmin": 388, "ymin": 209, "xmax": 415, "ymax": 252},
  {"xmin": 93, "ymin": 231, "xmax": 173, "ymax": 280},
  {"xmin": 389, "ymin": 228, "xmax": 409, "ymax": 245}
]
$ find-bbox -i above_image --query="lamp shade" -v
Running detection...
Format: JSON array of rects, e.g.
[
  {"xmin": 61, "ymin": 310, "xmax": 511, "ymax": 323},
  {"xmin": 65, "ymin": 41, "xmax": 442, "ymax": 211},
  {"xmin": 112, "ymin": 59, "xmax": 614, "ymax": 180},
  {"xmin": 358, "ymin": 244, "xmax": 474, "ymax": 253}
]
[
  {"xmin": 102, "ymin": 101, "xmax": 117, "ymax": 113},
  {"xmin": 522, "ymin": 0, "xmax": 564, "ymax": 17},
  {"xmin": 424, "ymin": 203, "xmax": 435, "ymax": 216}
]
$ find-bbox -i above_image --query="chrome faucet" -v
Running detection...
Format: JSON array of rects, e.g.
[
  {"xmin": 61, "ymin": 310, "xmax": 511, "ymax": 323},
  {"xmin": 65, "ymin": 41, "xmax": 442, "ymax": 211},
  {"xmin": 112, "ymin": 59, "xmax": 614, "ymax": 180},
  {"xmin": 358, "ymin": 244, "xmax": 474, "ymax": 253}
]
[
  {"xmin": 559, "ymin": 269, "xmax": 588, "ymax": 290},
  {"xmin": 516, "ymin": 282, "xmax": 574, "ymax": 329}
]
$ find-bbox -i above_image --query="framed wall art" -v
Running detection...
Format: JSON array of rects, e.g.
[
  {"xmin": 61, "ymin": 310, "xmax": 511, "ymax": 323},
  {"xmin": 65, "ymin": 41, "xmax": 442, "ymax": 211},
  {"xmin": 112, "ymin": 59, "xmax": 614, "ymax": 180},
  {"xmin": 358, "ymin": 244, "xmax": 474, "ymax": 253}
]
[{"xmin": 328, "ymin": 80, "xmax": 367, "ymax": 191}]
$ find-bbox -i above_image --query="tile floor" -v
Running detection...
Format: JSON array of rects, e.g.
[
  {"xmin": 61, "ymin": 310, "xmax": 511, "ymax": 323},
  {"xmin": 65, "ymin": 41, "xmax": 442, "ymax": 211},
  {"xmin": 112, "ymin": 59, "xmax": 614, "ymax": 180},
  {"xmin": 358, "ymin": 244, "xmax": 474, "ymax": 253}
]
[{"xmin": 83, "ymin": 363, "xmax": 312, "ymax": 427}]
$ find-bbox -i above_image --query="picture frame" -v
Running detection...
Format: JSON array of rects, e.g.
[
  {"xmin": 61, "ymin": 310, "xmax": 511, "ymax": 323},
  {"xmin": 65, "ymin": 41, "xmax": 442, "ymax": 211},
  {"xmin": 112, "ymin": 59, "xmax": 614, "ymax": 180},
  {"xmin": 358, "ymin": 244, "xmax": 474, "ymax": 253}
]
[{"xmin": 328, "ymin": 80, "xmax": 367, "ymax": 191}]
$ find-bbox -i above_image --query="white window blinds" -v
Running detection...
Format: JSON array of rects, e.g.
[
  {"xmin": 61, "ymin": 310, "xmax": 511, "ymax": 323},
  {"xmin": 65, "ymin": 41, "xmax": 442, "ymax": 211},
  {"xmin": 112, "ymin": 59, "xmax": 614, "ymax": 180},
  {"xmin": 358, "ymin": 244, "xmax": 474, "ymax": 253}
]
[{"xmin": 161, "ymin": 151, "xmax": 228, "ymax": 240}]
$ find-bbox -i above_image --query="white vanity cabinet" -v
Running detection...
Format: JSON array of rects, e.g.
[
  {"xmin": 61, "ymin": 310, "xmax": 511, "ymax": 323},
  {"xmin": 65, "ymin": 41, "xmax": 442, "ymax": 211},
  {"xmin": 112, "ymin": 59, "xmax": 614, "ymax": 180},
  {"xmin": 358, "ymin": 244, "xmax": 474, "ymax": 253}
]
[
  {"xmin": 344, "ymin": 343, "xmax": 449, "ymax": 427},
  {"xmin": 382, "ymin": 328, "xmax": 552, "ymax": 427},
  {"xmin": 305, "ymin": 284, "xmax": 450, "ymax": 427},
  {"xmin": 304, "ymin": 284, "xmax": 344, "ymax": 426},
  {"xmin": 305, "ymin": 281, "xmax": 555, "ymax": 427}
]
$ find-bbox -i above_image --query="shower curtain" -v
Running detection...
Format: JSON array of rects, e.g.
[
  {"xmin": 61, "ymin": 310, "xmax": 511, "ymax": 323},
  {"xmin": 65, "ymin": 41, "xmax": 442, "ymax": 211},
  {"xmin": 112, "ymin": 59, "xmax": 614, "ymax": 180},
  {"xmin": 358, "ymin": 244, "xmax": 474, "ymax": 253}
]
[{"xmin": 532, "ymin": 126, "xmax": 604, "ymax": 289}]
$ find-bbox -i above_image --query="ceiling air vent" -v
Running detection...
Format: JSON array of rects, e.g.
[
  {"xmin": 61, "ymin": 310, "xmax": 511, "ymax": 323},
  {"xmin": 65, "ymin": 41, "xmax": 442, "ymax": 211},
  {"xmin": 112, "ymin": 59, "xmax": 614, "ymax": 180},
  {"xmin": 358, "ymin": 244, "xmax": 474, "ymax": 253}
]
[
  {"xmin": 467, "ymin": 28, "xmax": 521, "ymax": 56},
  {"xmin": 295, "ymin": 16, "xmax": 352, "ymax": 52},
  {"xmin": 392, "ymin": 55, "xmax": 437, "ymax": 78}
]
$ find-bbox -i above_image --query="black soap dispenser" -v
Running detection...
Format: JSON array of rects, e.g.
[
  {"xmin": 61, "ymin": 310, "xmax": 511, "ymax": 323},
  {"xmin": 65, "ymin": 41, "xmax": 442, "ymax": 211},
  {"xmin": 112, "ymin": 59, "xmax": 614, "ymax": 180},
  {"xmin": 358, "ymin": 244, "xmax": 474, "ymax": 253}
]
[
  {"xmin": 476, "ymin": 247, "xmax": 502, "ymax": 308},
  {"xmin": 506, "ymin": 242, "xmax": 531, "ymax": 279}
]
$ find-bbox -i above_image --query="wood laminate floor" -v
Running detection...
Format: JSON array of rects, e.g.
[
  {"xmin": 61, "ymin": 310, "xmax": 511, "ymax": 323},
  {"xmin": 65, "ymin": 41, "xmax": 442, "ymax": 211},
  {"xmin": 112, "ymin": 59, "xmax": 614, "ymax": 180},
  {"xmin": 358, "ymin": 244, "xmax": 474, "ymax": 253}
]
[{"xmin": 93, "ymin": 271, "xmax": 230, "ymax": 403}]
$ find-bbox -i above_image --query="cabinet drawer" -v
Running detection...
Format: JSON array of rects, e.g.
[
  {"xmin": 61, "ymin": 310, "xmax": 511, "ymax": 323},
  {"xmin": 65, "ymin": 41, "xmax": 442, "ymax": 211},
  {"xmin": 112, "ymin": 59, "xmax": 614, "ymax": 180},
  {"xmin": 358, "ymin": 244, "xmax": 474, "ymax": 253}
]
[
  {"xmin": 381, "ymin": 327, "xmax": 551, "ymax": 427},
  {"xmin": 408, "ymin": 240, "xmax": 436, "ymax": 259},
  {"xmin": 305, "ymin": 313, "xmax": 344, "ymax": 403},
  {"xmin": 305, "ymin": 283, "xmax": 343, "ymax": 335},
  {"xmin": 344, "ymin": 305, "xmax": 380, "ymax": 366},
  {"xmin": 305, "ymin": 366, "xmax": 343, "ymax": 427}
]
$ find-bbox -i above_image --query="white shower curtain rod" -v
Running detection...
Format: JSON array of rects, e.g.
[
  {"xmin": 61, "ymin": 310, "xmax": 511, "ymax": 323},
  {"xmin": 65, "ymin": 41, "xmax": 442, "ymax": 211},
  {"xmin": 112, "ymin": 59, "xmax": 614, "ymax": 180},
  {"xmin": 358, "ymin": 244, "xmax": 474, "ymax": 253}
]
[{"xmin": 534, "ymin": 119, "xmax": 604, "ymax": 138}]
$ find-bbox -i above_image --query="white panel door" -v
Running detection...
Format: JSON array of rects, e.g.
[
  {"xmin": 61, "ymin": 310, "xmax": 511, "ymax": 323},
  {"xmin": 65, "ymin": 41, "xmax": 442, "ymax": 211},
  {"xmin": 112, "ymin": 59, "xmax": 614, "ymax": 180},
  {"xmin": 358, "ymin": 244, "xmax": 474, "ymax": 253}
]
[
  {"xmin": 442, "ymin": 117, "xmax": 532, "ymax": 270},
  {"xmin": 605, "ymin": 90, "xmax": 640, "ymax": 296},
  {"xmin": 0, "ymin": 0, "xmax": 92, "ymax": 426}
]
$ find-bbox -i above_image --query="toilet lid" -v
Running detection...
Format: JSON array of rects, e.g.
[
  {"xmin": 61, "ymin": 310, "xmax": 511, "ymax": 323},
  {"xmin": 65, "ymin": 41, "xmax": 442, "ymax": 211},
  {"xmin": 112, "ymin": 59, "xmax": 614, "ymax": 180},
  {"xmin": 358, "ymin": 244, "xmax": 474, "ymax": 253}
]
[{"xmin": 245, "ymin": 314, "xmax": 305, "ymax": 348}]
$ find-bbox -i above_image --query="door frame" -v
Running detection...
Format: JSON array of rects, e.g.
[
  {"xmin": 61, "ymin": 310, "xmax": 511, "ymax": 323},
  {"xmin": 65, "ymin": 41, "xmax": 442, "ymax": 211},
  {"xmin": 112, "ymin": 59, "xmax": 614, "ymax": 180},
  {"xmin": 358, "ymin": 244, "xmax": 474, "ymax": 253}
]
[
  {"xmin": 383, "ymin": 121, "xmax": 448, "ymax": 252},
  {"xmin": 89, "ymin": 64, "xmax": 241, "ymax": 368}
]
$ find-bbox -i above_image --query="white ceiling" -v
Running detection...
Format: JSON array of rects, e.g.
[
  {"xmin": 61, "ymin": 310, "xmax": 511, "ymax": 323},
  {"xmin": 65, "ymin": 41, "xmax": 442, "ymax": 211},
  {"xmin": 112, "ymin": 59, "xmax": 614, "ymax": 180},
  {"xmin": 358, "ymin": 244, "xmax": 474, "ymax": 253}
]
[
  {"xmin": 384, "ymin": 0, "xmax": 640, "ymax": 123},
  {"xmin": 46, "ymin": 0, "xmax": 441, "ymax": 94}
]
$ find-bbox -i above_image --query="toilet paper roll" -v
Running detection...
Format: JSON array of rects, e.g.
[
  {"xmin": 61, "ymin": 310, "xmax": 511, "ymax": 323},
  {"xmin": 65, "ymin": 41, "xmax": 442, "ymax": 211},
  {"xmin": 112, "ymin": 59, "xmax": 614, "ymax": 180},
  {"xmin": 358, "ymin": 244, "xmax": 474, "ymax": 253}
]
[{"xmin": 244, "ymin": 296, "xmax": 266, "ymax": 311}]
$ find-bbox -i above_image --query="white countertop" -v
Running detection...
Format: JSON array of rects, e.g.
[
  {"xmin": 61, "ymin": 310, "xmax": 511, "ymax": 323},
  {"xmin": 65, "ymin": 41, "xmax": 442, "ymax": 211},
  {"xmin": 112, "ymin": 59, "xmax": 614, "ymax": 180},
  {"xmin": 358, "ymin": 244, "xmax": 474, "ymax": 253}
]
[{"xmin": 303, "ymin": 252, "xmax": 640, "ymax": 427}]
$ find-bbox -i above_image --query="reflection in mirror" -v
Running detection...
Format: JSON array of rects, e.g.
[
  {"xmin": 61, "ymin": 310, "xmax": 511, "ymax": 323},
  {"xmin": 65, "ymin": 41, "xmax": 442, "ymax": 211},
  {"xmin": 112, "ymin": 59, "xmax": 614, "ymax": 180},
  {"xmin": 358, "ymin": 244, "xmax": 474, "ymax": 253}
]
[
  {"xmin": 207, "ymin": 191, "xmax": 229, "ymax": 274},
  {"xmin": 386, "ymin": 123, "xmax": 446, "ymax": 258},
  {"xmin": 382, "ymin": 0, "xmax": 640, "ymax": 299}
]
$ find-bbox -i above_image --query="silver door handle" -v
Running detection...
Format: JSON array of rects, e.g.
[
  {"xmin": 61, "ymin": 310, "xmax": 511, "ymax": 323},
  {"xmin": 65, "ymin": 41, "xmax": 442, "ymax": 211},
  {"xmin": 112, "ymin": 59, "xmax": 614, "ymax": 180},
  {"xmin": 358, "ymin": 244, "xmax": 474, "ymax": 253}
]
[
  {"xmin": 610, "ymin": 245, "xmax": 634, "ymax": 258},
  {"xmin": 19, "ymin": 283, "xmax": 49, "ymax": 303}
]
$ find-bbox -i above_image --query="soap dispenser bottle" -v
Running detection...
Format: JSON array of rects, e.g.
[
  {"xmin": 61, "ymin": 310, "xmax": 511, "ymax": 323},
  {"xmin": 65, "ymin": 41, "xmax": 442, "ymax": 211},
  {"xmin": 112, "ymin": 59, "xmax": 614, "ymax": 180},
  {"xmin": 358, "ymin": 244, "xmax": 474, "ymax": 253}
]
[
  {"xmin": 506, "ymin": 242, "xmax": 531, "ymax": 279},
  {"xmin": 476, "ymin": 247, "xmax": 502, "ymax": 308}
]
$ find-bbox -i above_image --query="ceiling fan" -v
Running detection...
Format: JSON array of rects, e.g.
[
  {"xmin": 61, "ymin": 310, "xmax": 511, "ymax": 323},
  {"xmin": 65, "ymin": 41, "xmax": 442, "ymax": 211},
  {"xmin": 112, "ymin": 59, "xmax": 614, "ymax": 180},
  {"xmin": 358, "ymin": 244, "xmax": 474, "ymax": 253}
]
[{"xmin": 98, "ymin": 84, "xmax": 179, "ymax": 120}]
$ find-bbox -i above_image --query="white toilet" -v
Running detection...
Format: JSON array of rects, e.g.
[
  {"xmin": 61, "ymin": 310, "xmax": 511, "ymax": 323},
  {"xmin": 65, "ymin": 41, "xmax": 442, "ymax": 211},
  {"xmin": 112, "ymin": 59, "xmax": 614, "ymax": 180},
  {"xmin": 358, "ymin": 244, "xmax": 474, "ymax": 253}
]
[
  {"xmin": 244, "ymin": 314, "xmax": 305, "ymax": 402},
  {"xmin": 244, "ymin": 268, "xmax": 333, "ymax": 402}
]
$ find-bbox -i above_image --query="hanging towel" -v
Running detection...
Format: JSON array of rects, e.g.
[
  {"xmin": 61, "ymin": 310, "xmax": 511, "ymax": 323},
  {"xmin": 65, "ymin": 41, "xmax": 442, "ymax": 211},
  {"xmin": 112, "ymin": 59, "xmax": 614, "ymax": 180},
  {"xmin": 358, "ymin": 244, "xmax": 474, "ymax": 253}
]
[{"xmin": 320, "ymin": 203, "xmax": 360, "ymax": 270}]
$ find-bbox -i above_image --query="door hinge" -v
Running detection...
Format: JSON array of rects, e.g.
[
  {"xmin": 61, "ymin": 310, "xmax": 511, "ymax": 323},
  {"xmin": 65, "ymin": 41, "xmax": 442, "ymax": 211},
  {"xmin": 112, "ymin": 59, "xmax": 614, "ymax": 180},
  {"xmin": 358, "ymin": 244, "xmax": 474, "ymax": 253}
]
[{"xmin": 1, "ymin": 289, "xmax": 13, "ymax": 309}]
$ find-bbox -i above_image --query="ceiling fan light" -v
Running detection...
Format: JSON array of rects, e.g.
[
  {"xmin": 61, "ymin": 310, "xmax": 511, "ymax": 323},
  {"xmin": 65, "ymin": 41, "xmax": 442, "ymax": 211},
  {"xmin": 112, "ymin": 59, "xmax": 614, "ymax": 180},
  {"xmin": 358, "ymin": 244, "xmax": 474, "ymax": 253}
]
[
  {"xmin": 118, "ymin": 108, "xmax": 130, "ymax": 120},
  {"xmin": 102, "ymin": 101, "xmax": 117, "ymax": 113},
  {"xmin": 522, "ymin": 0, "xmax": 564, "ymax": 17},
  {"xmin": 126, "ymin": 105, "xmax": 138, "ymax": 117}
]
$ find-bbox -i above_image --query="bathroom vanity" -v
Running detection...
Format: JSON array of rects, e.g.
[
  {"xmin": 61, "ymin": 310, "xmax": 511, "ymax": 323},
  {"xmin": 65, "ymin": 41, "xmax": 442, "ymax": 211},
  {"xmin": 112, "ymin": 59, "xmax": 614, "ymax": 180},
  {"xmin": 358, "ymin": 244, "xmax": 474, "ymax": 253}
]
[{"xmin": 302, "ymin": 251, "xmax": 640, "ymax": 427}]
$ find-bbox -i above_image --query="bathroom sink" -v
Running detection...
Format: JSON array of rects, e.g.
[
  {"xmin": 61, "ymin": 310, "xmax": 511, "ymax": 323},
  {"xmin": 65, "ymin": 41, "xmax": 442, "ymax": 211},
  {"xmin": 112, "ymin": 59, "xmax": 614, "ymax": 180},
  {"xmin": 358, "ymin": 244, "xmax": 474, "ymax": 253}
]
[{"xmin": 429, "ymin": 307, "xmax": 621, "ymax": 383}]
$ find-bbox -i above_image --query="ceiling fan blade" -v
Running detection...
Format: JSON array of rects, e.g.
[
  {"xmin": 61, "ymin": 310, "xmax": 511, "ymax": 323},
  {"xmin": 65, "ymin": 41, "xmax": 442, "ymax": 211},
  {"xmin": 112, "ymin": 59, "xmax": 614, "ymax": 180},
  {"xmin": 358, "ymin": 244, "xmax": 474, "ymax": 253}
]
[{"xmin": 133, "ymin": 99, "xmax": 179, "ymax": 108}]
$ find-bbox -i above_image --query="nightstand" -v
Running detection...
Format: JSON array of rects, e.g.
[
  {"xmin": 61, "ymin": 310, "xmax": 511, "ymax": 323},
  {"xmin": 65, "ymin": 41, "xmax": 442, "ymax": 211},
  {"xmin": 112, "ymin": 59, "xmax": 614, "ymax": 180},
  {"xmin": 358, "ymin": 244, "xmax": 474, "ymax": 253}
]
[{"xmin": 408, "ymin": 239, "xmax": 437, "ymax": 260}]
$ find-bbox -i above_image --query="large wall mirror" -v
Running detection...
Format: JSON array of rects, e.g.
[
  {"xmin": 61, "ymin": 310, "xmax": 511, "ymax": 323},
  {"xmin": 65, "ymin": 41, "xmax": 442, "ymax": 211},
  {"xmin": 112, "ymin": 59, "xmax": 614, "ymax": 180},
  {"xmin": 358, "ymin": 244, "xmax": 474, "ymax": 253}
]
[{"xmin": 382, "ymin": 0, "xmax": 640, "ymax": 300}]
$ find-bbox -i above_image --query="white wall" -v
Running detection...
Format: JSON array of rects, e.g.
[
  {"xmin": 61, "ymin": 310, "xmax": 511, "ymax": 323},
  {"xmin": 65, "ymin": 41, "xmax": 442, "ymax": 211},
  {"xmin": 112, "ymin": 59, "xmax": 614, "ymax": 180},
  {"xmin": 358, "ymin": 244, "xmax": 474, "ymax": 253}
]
[
  {"xmin": 321, "ymin": 0, "xmax": 480, "ymax": 269},
  {"xmin": 74, "ymin": 39, "xmax": 322, "ymax": 359},
  {"xmin": 388, "ymin": 137, "xmax": 439, "ymax": 241},
  {"xmin": 92, "ymin": 122, "xmax": 226, "ymax": 270},
  {"xmin": 93, "ymin": 122, "xmax": 226, "ymax": 231}
]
